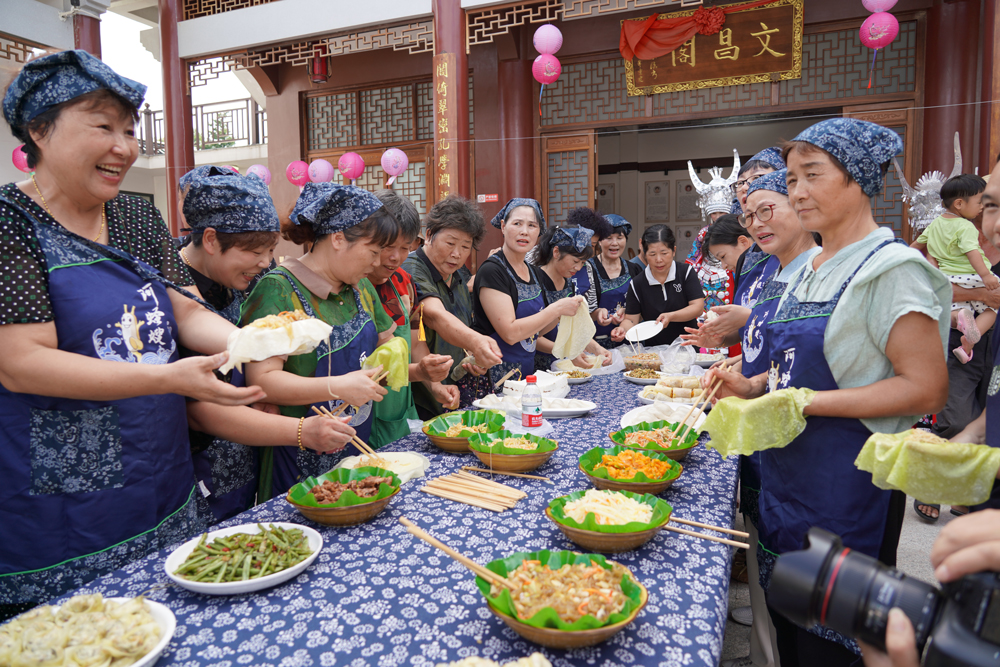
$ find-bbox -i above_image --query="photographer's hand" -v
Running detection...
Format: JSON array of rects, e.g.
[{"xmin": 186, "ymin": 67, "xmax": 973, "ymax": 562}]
[
  {"xmin": 930, "ymin": 509, "xmax": 1000, "ymax": 582},
  {"xmin": 859, "ymin": 609, "xmax": 920, "ymax": 667}
]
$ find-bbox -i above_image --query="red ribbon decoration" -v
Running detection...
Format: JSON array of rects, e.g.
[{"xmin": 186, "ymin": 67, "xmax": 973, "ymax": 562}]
[{"xmin": 620, "ymin": 0, "xmax": 777, "ymax": 62}]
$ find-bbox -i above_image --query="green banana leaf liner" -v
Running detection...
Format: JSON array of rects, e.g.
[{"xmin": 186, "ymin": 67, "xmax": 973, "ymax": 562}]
[
  {"xmin": 548, "ymin": 489, "xmax": 673, "ymax": 534},
  {"xmin": 610, "ymin": 420, "xmax": 699, "ymax": 451},
  {"xmin": 287, "ymin": 466, "xmax": 401, "ymax": 508},
  {"xmin": 476, "ymin": 550, "xmax": 644, "ymax": 631},
  {"xmin": 467, "ymin": 430, "xmax": 557, "ymax": 456},
  {"xmin": 579, "ymin": 445, "xmax": 682, "ymax": 484},
  {"xmin": 423, "ymin": 409, "xmax": 507, "ymax": 437}
]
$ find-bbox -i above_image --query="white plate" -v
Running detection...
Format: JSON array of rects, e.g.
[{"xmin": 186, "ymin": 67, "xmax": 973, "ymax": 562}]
[
  {"xmin": 554, "ymin": 373, "xmax": 593, "ymax": 385},
  {"xmin": 694, "ymin": 354, "xmax": 726, "ymax": 368},
  {"xmin": 620, "ymin": 402, "xmax": 708, "ymax": 431},
  {"xmin": 625, "ymin": 320, "xmax": 663, "ymax": 342},
  {"xmin": 165, "ymin": 522, "xmax": 322, "ymax": 595},
  {"xmin": 623, "ymin": 371, "xmax": 666, "ymax": 385},
  {"xmin": 472, "ymin": 398, "xmax": 597, "ymax": 419}
]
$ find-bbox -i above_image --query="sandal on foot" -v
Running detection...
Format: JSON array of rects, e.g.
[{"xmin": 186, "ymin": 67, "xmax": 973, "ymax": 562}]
[
  {"xmin": 953, "ymin": 346, "xmax": 973, "ymax": 364},
  {"xmin": 956, "ymin": 308, "xmax": 981, "ymax": 345},
  {"xmin": 951, "ymin": 506, "xmax": 970, "ymax": 516},
  {"xmin": 913, "ymin": 499, "xmax": 940, "ymax": 521}
]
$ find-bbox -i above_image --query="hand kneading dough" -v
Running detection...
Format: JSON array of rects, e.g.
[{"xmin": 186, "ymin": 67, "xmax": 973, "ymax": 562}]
[
  {"xmin": 855, "ymin": 430, "xmax": 1000, "ymax": 506},
  {"xmin": 219, "ymin": 314, "xmax": 333, "ymax": 373},
  {"xmin": 551, "ymin": 300, "xmax": 596, "ymax": 361}
]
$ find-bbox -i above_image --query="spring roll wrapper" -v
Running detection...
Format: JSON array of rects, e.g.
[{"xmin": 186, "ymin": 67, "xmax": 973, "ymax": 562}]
[
  {"xmin": 855, "ymin": 431, "xmax": 1000, "ymax": 506},
  {"xmin": 362, "ymin": 336, "xmax": 410, "ymax": 391},
  {"xmin": 702, "ymin": 387, "xmax": 816, "ymax": 459},
  {"xmin": 219, "ymin": 318, "xmax": 334, "ymax": 374},
  {"xmin": 552, "ymin": 300, "xmax": 596, "ymax": 360}
]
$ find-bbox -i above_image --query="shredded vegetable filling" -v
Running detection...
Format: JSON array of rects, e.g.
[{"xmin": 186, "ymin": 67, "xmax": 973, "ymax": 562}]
[
  {"xmin": 498, "ymin": 437, "xmax": 538, "ymax": 451},
  {"xmin": 246, "ymin": 309, "xmax": 310, "ymax": 338},
  {"xmin": 562, "ymin": 490, "xmax": 654, "ymax": 525},
  {"xmin": 595, "ymin": 449, "xmax": 671, "ymax": 480},
  {"xmin": 445, "ymin": 423, "xmax": 489, "ymax": 437},
  {"xmin": 623, "ymin": 427, "xmax": 677, "ymax": 449},
  {"xmin": 490, "ymin": 560, "xmax": 629, "ymax": 623}
]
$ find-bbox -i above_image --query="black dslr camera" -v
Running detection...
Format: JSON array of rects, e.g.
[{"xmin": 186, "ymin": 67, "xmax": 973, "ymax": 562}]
[{"xmin": 769, "ymin": 527, "xmax": 1000, "ymax": 667}]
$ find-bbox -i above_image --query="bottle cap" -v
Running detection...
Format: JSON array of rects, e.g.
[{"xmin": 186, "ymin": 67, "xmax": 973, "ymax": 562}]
[{"xmin": 525, "ymin": 375, "xmax": 537, "ymax": 383}]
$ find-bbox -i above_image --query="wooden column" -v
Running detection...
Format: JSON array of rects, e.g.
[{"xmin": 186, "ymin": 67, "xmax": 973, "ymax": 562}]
[
  {"xmin": 73, "ymin": 15, "xmax": 102, "ymax": 58},
  {"xmin": 922, "ymin": 0, "xmax": 979, "ymax": 173},
  {"xmin": 158, "ymin": 0, "xmax": 195, "ymax": 237},
  {"xmin": 432, "ymin": 0, "xmax": 470, "ymax": 200},
  {"xmin": 979, "ymin": 0, "xmax": 1000, "ymax": 174},
  {"xmin": 499, "ymin": 59, "xmax": 535, "ymax": 203}
]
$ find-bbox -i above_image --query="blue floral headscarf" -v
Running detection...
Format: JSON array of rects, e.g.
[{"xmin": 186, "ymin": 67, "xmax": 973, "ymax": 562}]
[
  {"xmin": 490, "ymin": 198, "xmax": 545, "ymax": 230},
  {"xmin": 179, "ymin": 165, "xmax": 237, "ymax": 191},
  {"xmin": 746, "ymin": 169, "xmax": 788, "ymax": 198},
  {"xmin": 3, "ymin": 50, "xmax": 146, "ymax": 141},
  {"xmin": 182, "ymin": 166, "xmax": 279, "ymax": 234},
  {"xmin": 551, "ymin": 226, "xmax": 594, "ymax": 253},
  {"xmin": 291, "ymin": 183, "xmax": 384, "ymax": 235},
  {"xmin": 791, "ymin": 119, "xmax": 902, "ymax": 197},
  {"xmin": 730, "ymin": 199, "xmax": 743, "ymax": 216},
  {"xmin": 748, "ymin": 147, "xmax": 786, "ymax": 171},
  {"xmin": 603, "ymin": 214, "xmax": 632, "ymax": 238}
]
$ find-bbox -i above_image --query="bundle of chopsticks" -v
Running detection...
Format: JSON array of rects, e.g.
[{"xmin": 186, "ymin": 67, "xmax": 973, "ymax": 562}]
[
  {"xmin": 664, "ymin": 358, "xmax": 733, "ymax": 446},
  {"xmin": 311, "ymin": 370, "xmax": 389, "ymax": 464},
  {"xmin": 665, "ymin": 516, "xmax": 750, "ymax": 549},
  {"xmin": 399, "ymin": 517, "xmax": 511, "ymax": 589},
  {"xmin": 420, "ymin": 471, "xmax": 525, "ymax": 512}
]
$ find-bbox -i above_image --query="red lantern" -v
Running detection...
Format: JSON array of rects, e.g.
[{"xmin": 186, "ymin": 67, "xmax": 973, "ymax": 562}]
[{"xmin": 310, "ymin": 44, "xmax": 329, "ymax": 84}]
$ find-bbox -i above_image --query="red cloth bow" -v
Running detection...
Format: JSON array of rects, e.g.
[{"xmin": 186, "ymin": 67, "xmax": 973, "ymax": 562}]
[{"xmin": 620, "ymin": 0, "xmax": 776, "ymax": 62}]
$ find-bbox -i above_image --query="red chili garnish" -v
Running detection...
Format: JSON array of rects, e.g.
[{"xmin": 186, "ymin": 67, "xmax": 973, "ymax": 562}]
[{"xmin": 222, "ymin": 547, "xmax": 230, "ymax": 552}]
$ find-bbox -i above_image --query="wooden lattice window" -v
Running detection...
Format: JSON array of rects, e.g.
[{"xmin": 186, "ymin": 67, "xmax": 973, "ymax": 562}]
[
  {"xmin": 543, "ymin": 133, "xmax": 596, "ymax": 227},
  {"xmin": 183, "ymin": 0, "xmax": 277, "ymax": 20}
]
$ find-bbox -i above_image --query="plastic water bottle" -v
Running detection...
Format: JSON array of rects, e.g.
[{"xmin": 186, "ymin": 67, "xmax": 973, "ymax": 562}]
[{"xmin": 521, "ymin": 375, "xmax": 543, "ymax": 428}]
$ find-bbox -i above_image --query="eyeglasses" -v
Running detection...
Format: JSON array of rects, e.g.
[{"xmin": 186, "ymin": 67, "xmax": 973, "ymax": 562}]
[
  {"xmin": 730, "ymin": 174, "xmax": 762, "ymax": 195},
  {"xmin": 738, "ymin": 203, "xmax": 778, "ymax": 228}
]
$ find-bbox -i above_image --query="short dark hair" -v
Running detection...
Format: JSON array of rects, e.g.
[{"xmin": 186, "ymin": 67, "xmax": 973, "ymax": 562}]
[
  {"xmin": 425, "ymin": 196, "xmax": 486, "ymax": 248},
  {"xmin": 16, "ymin": 89, "xmax": 139, "ymax": 169},
  {"xmin": 704, "ymin": 215, "xmax": 751, "ymax": 253},
  {"xmin": 941, "ymin": 174, "xmax": 987, "ymax": 209},
  {"xmin": 641, "ymin": 224, "xmax": 675, "ymax": 252},
  {"xmin": 374, "ymin": 189, "xmax": 421, "ymax": 243},
  {"xmin": 532, "ymin": 226, "xmax": 594, "ymax": 266},
  {"xmin": 190, "ymin": 230, "xmax": 280, "ymax": 253},
  {"xmin": 566, "ymin": 207, "xmax": 613, "ymax": 241},
  {"xmin": 737, "ymin": 160, "xmax": 775, "ymax": 179}
]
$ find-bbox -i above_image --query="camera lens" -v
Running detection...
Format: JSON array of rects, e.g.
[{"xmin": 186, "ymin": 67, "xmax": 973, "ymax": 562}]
[{"xmin": 770, "ymin": 527, "xmax": 941, "ymax": 651}]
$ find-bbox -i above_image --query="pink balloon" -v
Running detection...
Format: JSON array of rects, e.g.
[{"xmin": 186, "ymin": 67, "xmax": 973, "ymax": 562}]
[
  {"xmin": 533, "ymin": 24, "xmax": 563, "ymax": 55},
  {"xmin": 11, "ymin": 144, "xmax": 30, "ymax": 173},
  {"xmin": 338, "ymin": 152, "xmax": 366, "ymax": 181},
  {"xmin": 862, "ymin": 0, "xmax": 897, "ymax": 12},
  {"xmin": 246, "ymin": 164, "xmax": 271, "ymax": 184},
  {"xmin": 860, "ymin": 12, "xmax": 899, "ymax": 49},
  {"xmin": 380, "ymin": 148, "xmax": 409, "ymax": 185},
  {"xmin": 532, "ymin": 54, "xmax": 562, "ymax": 85},
  {"xmin": 308, "ymin": 159, "xmax": 335, "ymax": 183},
  {"xmin": 286, "ymin": 160, "xmax": 310, "ymax": 187}
]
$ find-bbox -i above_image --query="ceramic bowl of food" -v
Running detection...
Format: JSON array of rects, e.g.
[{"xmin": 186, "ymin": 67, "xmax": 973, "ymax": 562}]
[
  {"xmin": 578, "ymin": 445, "xmax": 683, "ymax": 495},
  {"xmin": 545, "ymin": 489, "xmax": 673, "ymax": 553},
  {"xmin": 608, "ymin": 420, "xmax": 699, "ymax": 461},
  {"xmin": 467, "ymin": 430, "xmax": 558, "ymax": 473},
  {"xmin": 285, "ymin": 467, "xmax": 401, "ymax": 526},
  {"xmin": 422, "ymin": 409, "xmax": 507, "ymax": 453}
]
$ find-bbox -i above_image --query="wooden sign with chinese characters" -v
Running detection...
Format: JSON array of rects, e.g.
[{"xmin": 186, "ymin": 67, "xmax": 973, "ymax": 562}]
[
  {"xmin": 624, "ymin": 0, "xmax": 802, "ymax": 96},
  {"xmin": 433, "ymin": 52, "xmax": 459, "ymax": 202}
]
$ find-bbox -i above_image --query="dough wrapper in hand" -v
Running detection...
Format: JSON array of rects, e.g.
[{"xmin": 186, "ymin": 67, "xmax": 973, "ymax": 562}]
[{"xmin": 701, "ymin": 387, "xmax": 816, "ymax": 459}]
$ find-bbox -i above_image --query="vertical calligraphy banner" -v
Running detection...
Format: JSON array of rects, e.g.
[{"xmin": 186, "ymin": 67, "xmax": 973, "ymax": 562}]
[{"xmin": 433, "ymin": 52, "xmax": 460, "ymax": 203}]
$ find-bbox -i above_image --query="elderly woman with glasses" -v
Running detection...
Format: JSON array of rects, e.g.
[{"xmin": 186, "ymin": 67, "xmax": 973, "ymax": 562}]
[{"xmin": 705, "ymin": 120, "xmax": 951, "ymax": 666}]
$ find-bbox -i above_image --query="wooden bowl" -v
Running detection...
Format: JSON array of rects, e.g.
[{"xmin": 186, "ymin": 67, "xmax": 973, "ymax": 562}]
[
  {"xmin": 285, "ymin": 486, "xmax": 400, "ymax": 526},
  {"xmin": 608, "ymin": 433, "xmax": 696, "ymax": 462},
  {"xmin": 472, "ymin": 444, "xmax": 557, "ymax": 473},
  {"xmin": 545, "ymin": 507, "xmax": 670, "ymax": 553},
  {"xmin": 422, "ymin": 424, "xmax": 472, "ymax": 453},
  {"xmin": 579, "ymin": 462, "xmax": 682, "ymax": 495},
  {"xmin": 485, "ymin": 572, "xmax": 648, "ymax": 649}
]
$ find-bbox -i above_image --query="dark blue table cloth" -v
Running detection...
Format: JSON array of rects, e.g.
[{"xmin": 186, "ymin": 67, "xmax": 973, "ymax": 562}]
[{"xmin": 55, "ymin": 373, "xmax": 739, "ymax": 667}]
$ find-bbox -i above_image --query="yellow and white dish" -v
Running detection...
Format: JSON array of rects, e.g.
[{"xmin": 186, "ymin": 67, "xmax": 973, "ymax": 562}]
[
  {"xmin": 620, "ymin": 401, "xmax": 707, "ymax": 431},
  {"xmin": 335, "ymin": 451, "xmax": 430, "ymax": 484}
]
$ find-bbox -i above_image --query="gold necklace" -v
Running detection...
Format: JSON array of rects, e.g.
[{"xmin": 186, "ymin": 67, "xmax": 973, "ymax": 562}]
[
  {"xmin": 180, "ymin": 246, "xmax": 193, "ymax": 267},
  {"xmin": 31, "ymin": 173, "xmax": 106, "ymax": 242}
]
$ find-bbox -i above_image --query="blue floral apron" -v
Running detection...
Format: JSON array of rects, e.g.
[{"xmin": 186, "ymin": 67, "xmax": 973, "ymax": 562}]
[
  {"xmin": 756, "ymin": 239, "xmax": 899, "ymax": 652},
  {"xmin": 0, "ymin": 201, "xmax": 202, "ymax": 605},
  {"xmin": 973, "ymin": 323, "xmax": 1000, "ymax": 510},
  {"xmin": 535, "ymin": 274, "xmax": 577, "ymax": 373},
  {"xmin": 735, "ymin": 247, "xmax": 780, "ymax": 310},
  {"xmin": 487, "ymin": 255, "xmax": 546, "ymax": 386},
  {"xmin": 262, "ymin": 269, "xmax": 377, "ymax": 499},
  {"xmin": 593, "ymin": 257, "xmax": 633, "ymax": 346}
]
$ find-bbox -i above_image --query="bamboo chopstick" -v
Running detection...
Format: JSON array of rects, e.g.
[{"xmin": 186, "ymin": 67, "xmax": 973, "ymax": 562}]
[
  {"xmin": 424, "ymin": 479, "xmax": 521, "ymax": 504},
  {"xmin": 493, "ymin": 368, "xmax": 520, "ymax": 389},
  {"xmin": 420, "ymin": 487, "xmax": 509, "ymax": 512},
  {"xmin": 670, "ymin": 517, "xmax": 750, "ymax": 539},
  {"xmin": 432, "ymin": 474, "xmax": 525, "ymax": 501},
  {"xmin": 675, "ymin": 379, "xmax": 724, "ymax": 443},
  {"xmin": 453, "ymin": 471, "xmax": 530, "ymax": 495},
  {"xmin": 663, "ymin": 524, "xmax": 750, "ymax": 549},
  {"xmin": 312, "ymin": 406, "xmax": 384, "ymax": 460},
  {"xmin": 460, "ymin": 466, "xmax": 553, "ymax": 483},
  {"xmin": 399, "ymin": 517, "xmax": 510, "ymax": 588}
]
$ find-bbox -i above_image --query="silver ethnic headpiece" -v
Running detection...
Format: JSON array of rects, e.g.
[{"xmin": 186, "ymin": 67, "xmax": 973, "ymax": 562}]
[
  {"xmin": 688, "ymin": 149, "xmax": 741, "ymax": 221},
  {"xmin": 894, "ymin": 132, "xmax": 962, "ymax": 232}
]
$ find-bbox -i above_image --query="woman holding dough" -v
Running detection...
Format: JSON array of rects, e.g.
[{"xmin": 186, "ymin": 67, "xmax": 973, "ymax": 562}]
[
  {"xmin": 472, "ymin": 198, "xmax": 584, "ymax": 384},
  {"xmin": 242, "ymin": 183, "xmax": 395, "ymax": 501},
  {"xmin": 705, "ymin": 119, "xmax": 951, "ymax": 665},
  {"xmin": 532, "ymin": 225, "xmax": 612, "ymax": 371}
]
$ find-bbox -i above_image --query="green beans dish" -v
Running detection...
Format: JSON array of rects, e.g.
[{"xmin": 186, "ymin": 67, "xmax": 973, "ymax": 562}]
[{"xmin": 173, "ymin": 523, "xmax": 312, "ymax": 583}]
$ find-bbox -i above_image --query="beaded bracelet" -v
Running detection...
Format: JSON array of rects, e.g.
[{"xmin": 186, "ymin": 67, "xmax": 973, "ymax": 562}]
[{"xmin": 297, "ymin": 416, "xmax": 306, "ymax": 451}]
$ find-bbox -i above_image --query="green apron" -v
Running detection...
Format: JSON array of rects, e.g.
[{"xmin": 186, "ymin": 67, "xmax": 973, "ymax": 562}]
[{"xmin": 370, "ymin": 280, "xmax": 419, "ymax": 448}]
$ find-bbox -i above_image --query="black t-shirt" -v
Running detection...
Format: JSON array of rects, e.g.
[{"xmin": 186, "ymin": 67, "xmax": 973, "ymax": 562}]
[
  {"xmin": 732, "ymin": 247, "xmax": 750, "ymax": 294},
  {"xmin": 472, "ymin": 253, "xmax": 543, "ymax": 338},
  {"xmin": 625, "ymin": 260, "xmax": 705, "ymax": 346}
]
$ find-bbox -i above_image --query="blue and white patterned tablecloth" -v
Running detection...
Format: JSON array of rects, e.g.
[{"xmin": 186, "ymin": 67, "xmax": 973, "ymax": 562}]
[{"xmin": 59, "ymin": 374, "xmax": 738, "ymax": 667}]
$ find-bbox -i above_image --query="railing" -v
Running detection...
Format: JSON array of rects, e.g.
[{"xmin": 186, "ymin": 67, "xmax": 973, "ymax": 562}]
[{"xmin": 136, "ymin": 98, "xmax": 268, "ymax": 156}]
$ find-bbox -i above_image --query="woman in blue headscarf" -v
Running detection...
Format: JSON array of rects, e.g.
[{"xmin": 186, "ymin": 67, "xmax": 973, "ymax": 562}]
[
  {"xmin": 472, "ymin": 198, "xmax": 584, "ymax": 384},
  {"xmin": 706, "ymin": 119, "xmax": 952, "ymax": 665},
  {"xmin": 0, "ymin": 51, "xmax": 260, "ymax": 615},
  {"xmin": 591, "ymin": 214, "xmax": 643, "ymax": 347}
]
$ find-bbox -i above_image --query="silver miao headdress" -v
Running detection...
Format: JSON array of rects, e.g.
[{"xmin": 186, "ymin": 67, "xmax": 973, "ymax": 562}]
[
  {"xmin": 688, "ymin": 149, "xmax": 741, "ymax": 221},
  {"xmin": 894, "ymin": 132, "xmax": 962, "ymax": 232}
]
